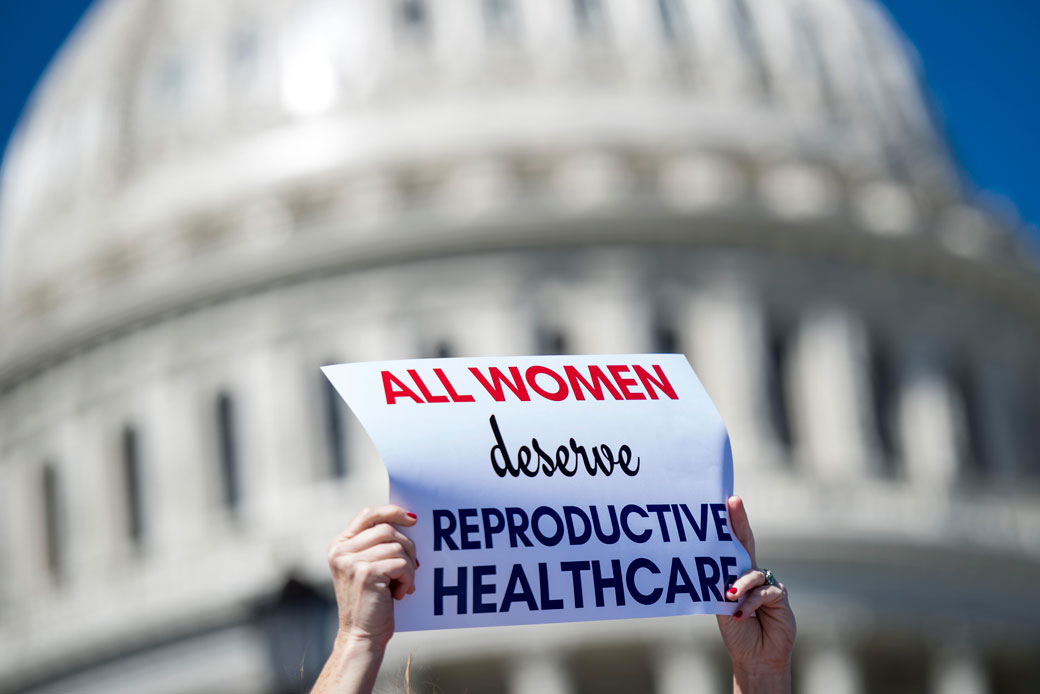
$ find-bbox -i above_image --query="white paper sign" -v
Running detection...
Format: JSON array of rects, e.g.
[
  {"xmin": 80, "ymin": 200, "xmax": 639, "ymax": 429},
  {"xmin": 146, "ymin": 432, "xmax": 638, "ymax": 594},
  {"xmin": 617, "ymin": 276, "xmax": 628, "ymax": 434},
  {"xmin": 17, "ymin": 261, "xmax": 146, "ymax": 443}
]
[{"xmin": 322, "ymin": 354, "xmax": 750, "ymax": 632}]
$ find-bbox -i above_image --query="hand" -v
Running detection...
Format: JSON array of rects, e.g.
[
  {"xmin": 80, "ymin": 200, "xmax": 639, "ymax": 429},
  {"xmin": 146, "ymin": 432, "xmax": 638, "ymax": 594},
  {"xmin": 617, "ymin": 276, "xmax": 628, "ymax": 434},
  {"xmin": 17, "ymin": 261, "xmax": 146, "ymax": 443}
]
[
  {"xmin": 717, "ymin": 496, "xmax": 796, "ymax": 692},
  {"xmin": 314, "ymin": 505, "xmax": 418, "ymax": 694},
  {"xmin": 326, "ymin": 505, "xmax": 419, "ymax": 649}
]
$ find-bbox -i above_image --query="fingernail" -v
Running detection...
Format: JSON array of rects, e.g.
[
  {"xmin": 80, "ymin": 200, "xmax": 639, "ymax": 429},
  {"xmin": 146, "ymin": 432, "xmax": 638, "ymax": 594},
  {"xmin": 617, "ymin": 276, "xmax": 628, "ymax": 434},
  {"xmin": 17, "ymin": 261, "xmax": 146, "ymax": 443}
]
[
  {"xmin": 727, "ymin": 586, "xmax": 738, "ymax": 595},
  {"xmin": 734, "ymin": 610, "xmax": 743, "ymax": 619},
  {"xmin": 415, "ymin": 557, "xmax": 420, "ymax": 568},
  {"xmin": 406, "ymin": 512, "xmax": 417, "ymax": 519}
]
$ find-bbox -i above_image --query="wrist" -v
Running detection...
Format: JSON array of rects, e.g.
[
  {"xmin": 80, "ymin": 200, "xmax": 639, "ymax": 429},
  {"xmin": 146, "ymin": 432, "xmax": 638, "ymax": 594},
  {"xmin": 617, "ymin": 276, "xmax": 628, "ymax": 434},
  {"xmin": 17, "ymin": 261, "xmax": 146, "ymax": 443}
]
[
  {"xmin": 732, "ymin": 664, "xmax": 792, "ymax": 694},
  {"xmin": 313, "ymin": 630, "xmax": 387, "ymax": 694},
  {"xmin": 335, "ymin": 629, "xmax": 391, "ymax": 656}
]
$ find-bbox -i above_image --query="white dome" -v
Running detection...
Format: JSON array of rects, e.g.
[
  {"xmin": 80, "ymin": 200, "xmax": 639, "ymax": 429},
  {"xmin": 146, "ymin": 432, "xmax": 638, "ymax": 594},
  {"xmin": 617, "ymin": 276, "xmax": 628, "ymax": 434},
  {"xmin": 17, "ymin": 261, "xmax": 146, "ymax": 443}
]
[{"xmin": 0, "ymin": 0, "xmax": 961, "ymax": 307}]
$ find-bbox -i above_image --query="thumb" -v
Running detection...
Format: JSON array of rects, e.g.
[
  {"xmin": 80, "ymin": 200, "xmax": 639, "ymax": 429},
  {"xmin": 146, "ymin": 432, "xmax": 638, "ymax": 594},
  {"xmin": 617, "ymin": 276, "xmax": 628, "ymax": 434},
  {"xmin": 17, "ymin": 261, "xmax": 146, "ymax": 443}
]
[{"xmin": 727, "ymin": 495, "xmax": 756, "ymax": 567}]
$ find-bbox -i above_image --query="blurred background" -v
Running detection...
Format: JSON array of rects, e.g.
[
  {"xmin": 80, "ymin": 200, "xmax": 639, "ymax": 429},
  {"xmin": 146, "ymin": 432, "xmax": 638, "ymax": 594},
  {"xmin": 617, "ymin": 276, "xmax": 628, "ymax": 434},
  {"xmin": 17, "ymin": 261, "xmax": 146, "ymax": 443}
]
[{"xmin": 1, "ymin": 1, "xmax": 1038, "ymax": 693}]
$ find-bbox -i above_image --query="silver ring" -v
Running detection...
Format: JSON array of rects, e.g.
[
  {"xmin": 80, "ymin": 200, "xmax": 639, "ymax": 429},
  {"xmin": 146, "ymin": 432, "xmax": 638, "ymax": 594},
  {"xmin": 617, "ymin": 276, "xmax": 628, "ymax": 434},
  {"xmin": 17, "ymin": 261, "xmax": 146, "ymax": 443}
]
[{"xmin": 758, "ymin": 568, "xmax": 776, "ymax": 586}]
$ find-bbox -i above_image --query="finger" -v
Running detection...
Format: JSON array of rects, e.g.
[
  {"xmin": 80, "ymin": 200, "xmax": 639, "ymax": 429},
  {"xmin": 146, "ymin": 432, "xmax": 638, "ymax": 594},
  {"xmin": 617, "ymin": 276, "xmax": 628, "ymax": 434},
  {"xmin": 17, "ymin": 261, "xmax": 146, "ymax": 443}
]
[
  {"xmin": 732, "ymin": 583, "xmax": 787, "ymax": 620},
  {"xmin": 344, "ymin": 523, "xmax": 418, "ymax": 568},
  {"xmin": 727, "ymin": 495, "xmax": 756, "ymax": 566},
  {"xmin": 368, "ymin": 557, "xmax": 415, "ymax": 600},
  {"xmin": 343, "ymin": 505, "xmax": 417, "ymax": 539},
  {"xmin": 726, "ymin": 568, "xmax": 766, "ymax": 601},
  {"xmin": 355, "ymin": 540, "xmax": 415, "ymax": 567}
]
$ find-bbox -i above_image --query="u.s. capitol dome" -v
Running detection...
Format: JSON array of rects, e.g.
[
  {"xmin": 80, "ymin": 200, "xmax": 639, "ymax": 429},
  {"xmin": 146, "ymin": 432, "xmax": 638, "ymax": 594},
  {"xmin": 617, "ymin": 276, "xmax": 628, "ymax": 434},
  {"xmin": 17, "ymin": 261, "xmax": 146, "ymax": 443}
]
[{"xmin": 1, "ymin": 0, "xmax": 1038, "ymax": 692}]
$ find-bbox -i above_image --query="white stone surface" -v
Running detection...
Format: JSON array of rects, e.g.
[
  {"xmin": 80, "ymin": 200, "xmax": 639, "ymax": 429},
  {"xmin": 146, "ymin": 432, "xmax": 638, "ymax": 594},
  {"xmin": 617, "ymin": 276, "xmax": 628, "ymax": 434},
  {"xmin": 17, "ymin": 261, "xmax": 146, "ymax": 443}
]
[{"xmin": 0, "ymin": 0, "xmax": 1037, "ymax": 692}]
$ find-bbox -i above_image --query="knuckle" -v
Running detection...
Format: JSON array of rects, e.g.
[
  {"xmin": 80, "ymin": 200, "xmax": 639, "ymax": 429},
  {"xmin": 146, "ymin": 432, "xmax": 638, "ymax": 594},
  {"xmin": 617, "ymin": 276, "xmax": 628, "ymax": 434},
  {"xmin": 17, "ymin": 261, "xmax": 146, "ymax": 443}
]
[
  {"xmin": 353, "ymin": 561, "xmax": 373, "ymax": 581},
  {"xmin": 331, "ymin": 556, "xmax": 352, "ymax": 576}
]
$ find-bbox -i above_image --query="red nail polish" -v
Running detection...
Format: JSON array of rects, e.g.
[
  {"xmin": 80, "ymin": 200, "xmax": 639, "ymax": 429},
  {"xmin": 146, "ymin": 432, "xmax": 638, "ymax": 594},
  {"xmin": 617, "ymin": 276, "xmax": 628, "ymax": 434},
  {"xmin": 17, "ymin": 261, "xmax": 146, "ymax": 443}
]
[
  {"xmin": 734, "ymin": 610, "xmax": 743, "ymax": 618},
  {"xmin": 406, "ymin": 512, "xmax": 417, "ymax": 519},
  {"xmin": 727, "ymin": 586, "xmax": 738, "ymax": 595}
]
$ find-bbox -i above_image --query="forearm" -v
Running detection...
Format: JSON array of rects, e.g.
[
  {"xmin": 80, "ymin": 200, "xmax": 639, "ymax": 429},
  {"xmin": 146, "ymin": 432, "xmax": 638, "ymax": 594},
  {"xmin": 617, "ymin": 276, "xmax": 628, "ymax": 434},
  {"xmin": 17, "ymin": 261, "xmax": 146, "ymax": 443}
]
[
  {"xmin": 312, "ymin": 633, "xmax": 386, "ymax": 694},
  {"xmin": 732, "ymin": 668, "xmax": 792, "ymax": 694}
]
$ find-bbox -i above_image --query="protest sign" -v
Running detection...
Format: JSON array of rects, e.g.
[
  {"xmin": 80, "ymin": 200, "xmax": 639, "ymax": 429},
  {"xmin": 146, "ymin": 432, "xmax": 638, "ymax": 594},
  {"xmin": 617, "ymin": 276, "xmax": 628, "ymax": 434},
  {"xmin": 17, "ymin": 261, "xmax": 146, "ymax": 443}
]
[{"xmin": 321, "ymin": 354, "xmax": 750, "ymax": 632}]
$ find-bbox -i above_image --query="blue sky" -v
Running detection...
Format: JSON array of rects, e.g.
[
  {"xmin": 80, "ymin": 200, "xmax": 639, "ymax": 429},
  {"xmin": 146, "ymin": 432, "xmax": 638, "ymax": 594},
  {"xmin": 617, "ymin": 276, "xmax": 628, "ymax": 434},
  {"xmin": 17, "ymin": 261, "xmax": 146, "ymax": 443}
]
[{"xmin": 1, "ymin": 0, "xmax": 1037, "ymax": 245}]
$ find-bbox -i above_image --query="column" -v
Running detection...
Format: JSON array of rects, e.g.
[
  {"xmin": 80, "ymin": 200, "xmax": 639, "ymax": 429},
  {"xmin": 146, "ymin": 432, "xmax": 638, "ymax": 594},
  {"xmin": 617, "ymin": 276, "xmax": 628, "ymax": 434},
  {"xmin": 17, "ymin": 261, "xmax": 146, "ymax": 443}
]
[
  {"xmin": 752, "ymin": 0, "xmax": 831, "ymax": 115},
  {"xmin": 931, "ymin": 651, "xmax": 990, "ymax": 694},
  {"xmin": 605, "ymin": 0, "xmax": 670, "ymax": 83},
  {"xmin": 429, "ymin": 269, "xmax": 535, "ymax": 357},
  {"xmin": 685, "ymin": 283, "xmax": 775, "ymax": 468},
  {"xmin": 520, "ymin": 0, "xmax": 577, "ymax": 80},
  {"xmin": 788, "ymin": 306, "xmax": 874, "ymax": 481},
  {"xmin": 508, "ymin": 653, "xmax": 574, "ymax": 694},
  {"xmin": 455, "ymin": 301, "xmax": 536, "ymax": 356},
  {"xmin": 149, "ymin": 367, "xmax": 213, "ymax": 552},
  {"xmin": 563, "ymin": 287, "xmax": 653, "ymax": 355},
  {"xmin": 58, "ymin": 400, "xmax": 103, "ymax": 584},
  {"xmin": 798, "ymin": 0, "xmax": 875, "ymax": 123},
  {"xmin": 0, "ymin": 449, "xmax": 37, "ymax": 612},
  {"xmin": 239, "ymin": 340, "xmax": 311, "ymax": 527},
  {"xmin": 684, "ymin": 0, "xmax": 756, "ymax": 97},
  {"xmin": 655, "ymin": 645, "xmax": 720, "ymax": 694},
  {"xmin": 801, "ymin": 647, "xmax": 864, "ymax": 694},
  {"xmin": 898, "ymin": 348, "xmax": 963, "ymax": 488},
  {"xmin": 58, "ymin": 406, "xmax": 98, "ymax": 581},
  {"xmin": 432, "ymin": 0, "xmax": 482, "ymax": 79}
]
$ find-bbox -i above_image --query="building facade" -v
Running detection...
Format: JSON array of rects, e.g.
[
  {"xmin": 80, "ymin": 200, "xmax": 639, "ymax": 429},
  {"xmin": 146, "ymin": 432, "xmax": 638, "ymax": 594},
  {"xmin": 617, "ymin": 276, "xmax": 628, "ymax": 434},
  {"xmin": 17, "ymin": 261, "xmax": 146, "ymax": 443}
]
[{"xmin": 1, "ymin": 0, "xmax": 1039, "ymax": 692}]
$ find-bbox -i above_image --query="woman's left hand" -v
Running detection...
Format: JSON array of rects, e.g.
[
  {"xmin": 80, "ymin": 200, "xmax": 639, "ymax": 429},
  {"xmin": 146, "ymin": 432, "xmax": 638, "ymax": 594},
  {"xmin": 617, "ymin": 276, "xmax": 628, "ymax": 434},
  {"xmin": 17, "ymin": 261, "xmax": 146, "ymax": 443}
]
[{"xmin": 717, "ymin": 495, "xmax": 796, "ymax": 690}]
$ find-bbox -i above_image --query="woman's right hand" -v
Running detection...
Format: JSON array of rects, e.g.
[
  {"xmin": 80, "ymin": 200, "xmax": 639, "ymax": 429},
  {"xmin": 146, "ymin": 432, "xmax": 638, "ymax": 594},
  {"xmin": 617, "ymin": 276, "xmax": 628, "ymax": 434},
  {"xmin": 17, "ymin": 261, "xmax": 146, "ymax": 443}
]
[
  {"xmin": 313, "ymin": 505, "xmax": 418, "ymax": 694},
  {"xmin": 326, "ymin": 505, "xmax": 419, "ymax": 649}
]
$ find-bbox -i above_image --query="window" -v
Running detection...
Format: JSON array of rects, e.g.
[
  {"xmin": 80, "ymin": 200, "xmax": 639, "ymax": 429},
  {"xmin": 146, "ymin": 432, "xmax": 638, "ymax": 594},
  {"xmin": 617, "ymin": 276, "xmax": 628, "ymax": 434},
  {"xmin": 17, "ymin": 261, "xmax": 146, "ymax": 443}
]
[
  {"xmin": 869, "ymin": 338, "xmax": 898, "ymax": 473},
  {"xmin": 396, "ymin": 0, "xmax": 430, "ymax": 45},
  {"xmin": 951, "ymin": 360, "xmax": 987, "ymax": 475},
  {"xmin": 157, "ymin": 54, "xmax": 187, "ymax": 107},
  {"xmin": 730, "ymin": 0, "xmax": 771, "ymax": 96},
  {"xmin": 572, "ymin": 0, "xmax": 607, "ymax": 37},
  {"xmin": 215, "ymin": 392, "xmax": 242, "ymax": 510},
  {"xmin": 538, "ymin": 328, "xmax": 568, "ymax": 355},
  {"xmin": 657, "ymin": 0, "xmax": 689, "ymax": 44},
  {"xmin": 1028, "ymin": 382, "xmax": 1040, "ymax": 479},
  {"xmin": 322, "ymin": 376, "xmax": 348, "ymax": 479},
  {"xmin": 484, "ymin": 0, "xmax": 520, "ymax": 38},
  {"xmin": 122, "ymin": 425, "xmax": 145, "ymax": 546},
  {"xmin": 41, "ymin": 463, "xmax": 63, "ymax": 581},
  {"xmin": 765, "ymin": 321, "xmax": 792, "ymax": 451},
  {"xmin": 231, "ymin": 25, "xmax": 260, "ymax": 79},
  {"xmin": 653, "ymin": 313, "xmax": 678, "ymax": 354}
]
